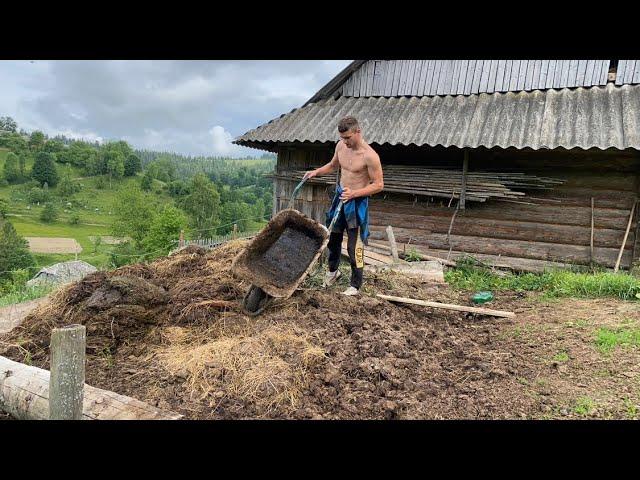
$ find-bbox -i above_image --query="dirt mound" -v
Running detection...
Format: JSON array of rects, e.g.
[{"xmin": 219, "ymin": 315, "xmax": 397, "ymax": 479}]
[
  {"xmin": 3, "ymin": 240, "xmax": 638, "ymax": 419},
  {"xmin": 0, "ymin": 241, "xmax": 248, "ymax": 363}
]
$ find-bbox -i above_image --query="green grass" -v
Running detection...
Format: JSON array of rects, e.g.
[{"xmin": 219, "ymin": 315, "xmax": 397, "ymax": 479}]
[
  {"xmin": 445, "ymin": 261, "xmax": 640, "ymax": 300},
  {"xmin": 0, "ymin": 283, "xmax": 55, "ymax": 307},
  {"xmin": 624, "ymin": 398, "xmax": 638, "ymax": 419},
  {"xmin": 595, "ymin": 325, "xmax": 640, "ymax": 353},
  {"xmin": 573, "ymin": 396, "xmax": 595, "ymax": 416},
  {"xmin": 553, "ymin": 351, "xmax": 570, "ymax": 362},
  {"xmin": 1, "ymin": 162, "xmax": 173, "ymax": 270}
]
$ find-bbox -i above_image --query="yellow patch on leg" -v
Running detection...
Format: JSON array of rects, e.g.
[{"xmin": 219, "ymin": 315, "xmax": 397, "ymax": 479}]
[{"xmin": 355, "ymin": 229, "xmax": 364, "ymax": 269}]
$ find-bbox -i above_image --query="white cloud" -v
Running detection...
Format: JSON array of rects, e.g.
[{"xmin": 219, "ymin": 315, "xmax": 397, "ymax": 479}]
[
  {"xmin": 0, "ymin": 60, "xmax": 352, "ymax": 156},
  {"xmin": 210, "ymin": 125, "xmax": 248, "ymax": 156}
]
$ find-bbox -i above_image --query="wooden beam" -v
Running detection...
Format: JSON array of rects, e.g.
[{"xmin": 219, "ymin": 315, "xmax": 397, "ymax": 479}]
[
  {"xmin": 386, "ymin": 226, "xmax": 400, "ymax": 263},
  {"xmin": 460, "ymin": 149, "xmax": 469, "ymax": 209},
  {"xmin": 377, "ymin": 294, "xmax": 515, "ymax": 318},
  {"xmin": 614, "ymin": 200, "xmax": 636, "ymax": 272}
]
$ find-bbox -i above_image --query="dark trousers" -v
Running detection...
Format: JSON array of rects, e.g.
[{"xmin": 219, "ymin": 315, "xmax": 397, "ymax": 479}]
[{"xmin": 327, "ymin": 212, "xmax": 364, "ymax": 289}]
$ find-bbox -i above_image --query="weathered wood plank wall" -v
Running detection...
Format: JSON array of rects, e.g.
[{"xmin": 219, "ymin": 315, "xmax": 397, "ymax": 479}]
[{"xmin": 275, "ymin": 145, "xmax": 640, "ymax": 269}]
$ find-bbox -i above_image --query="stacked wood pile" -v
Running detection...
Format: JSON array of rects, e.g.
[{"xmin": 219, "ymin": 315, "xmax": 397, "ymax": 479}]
[{"xmin": 269, "ymin": 166, "xmax": 564, "ymax": 203}]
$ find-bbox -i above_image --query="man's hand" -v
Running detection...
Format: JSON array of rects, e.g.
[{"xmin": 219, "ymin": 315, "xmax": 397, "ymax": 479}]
[
  {"xmin": 340, "ymin": 187, "xmax": 358, "ymax": 202},
  {"xmin": 303, "ymin": 169, "xmax": 317, "ymax": 181}
]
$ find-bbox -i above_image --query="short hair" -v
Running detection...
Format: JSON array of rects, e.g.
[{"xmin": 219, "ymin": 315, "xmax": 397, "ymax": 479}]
[{"xmin": 338, "ymin": 116, "xmax": 359, "ymax": 133}]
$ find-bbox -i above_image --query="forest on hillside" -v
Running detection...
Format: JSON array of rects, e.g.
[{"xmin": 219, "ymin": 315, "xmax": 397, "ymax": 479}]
[{"xmin": 0, "ymin": 116, "xmax": 278, "ymax": 295}]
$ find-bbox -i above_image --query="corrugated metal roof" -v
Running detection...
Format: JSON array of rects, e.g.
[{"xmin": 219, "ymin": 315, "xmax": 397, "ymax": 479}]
[
  {"xmin": 615, "ymin": 60, "xmax": 640, "ymax": 85},
  {"xmin": 337, "ymin": 60, "xmax": 610, "ymax": 98},
  {"xmin": 235, "ymin": 83, "xmax": 640, "ymax": 151}
]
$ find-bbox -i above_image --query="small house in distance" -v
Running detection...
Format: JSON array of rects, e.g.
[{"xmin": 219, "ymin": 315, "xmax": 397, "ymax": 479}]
[{"xmin": 235, "ymin": 60, "xmax": 640, "ymax": 271}]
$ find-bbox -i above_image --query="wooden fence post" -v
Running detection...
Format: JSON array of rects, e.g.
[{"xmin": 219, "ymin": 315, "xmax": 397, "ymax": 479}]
[
  {"xmin": 232, "ymin": 224, "xmax": 238, "ymax": 240},
  {"xmin": 386, "ymin": 225, "xmax": 400, "ymax": 263},
  {"xmin": 179, "ymin": 230, "xmax": 185, "ymax": 248},
  {"xmin": 49, "ymin": 324, "xmax": 86, "ymax": 420}
]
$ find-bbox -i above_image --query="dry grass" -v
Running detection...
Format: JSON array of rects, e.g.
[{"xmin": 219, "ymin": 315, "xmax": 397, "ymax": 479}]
[{"xmin": 156, "ymin": 323, "xmax": 326, "ymax": 412}]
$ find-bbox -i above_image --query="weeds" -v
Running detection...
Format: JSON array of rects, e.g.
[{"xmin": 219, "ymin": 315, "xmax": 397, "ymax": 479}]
[
  {"xmin": 623, "ymin": 398, "xmax": 638, "ymax": 419},
  {"xmin": 0, "ymin": 284, "xmax": 55, "ymax": 308},
  {"xmin": 553, "ymin": 351, "xmax": 569, "ymax": 362},
  {"xmin": 445, "ymin": 261, "xmax": 640, "ymax": 300},
  {"xmin": 595, "ymin": 326, "xmax": 640, "ymax": 354},
  {"xmin": 574, "ymin": 396, "xmax": 595, "ymax": 416},
  {"xmin": 404, "ymin": 247, "xmax": 422, "ymax": 262}
]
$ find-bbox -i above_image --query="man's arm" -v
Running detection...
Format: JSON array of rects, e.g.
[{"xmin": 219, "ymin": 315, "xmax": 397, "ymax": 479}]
[
  {"xmin": 340, "ymin": 150, "xmax": 384, "ymax": 201},
  {"xmin": 303, "ymin": 144, "xmax": 340, "ymax": 180}
]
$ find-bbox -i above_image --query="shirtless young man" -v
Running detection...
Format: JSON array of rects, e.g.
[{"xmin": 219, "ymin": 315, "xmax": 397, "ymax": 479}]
[{"xmin": 303, "ymin": 116, "xmax": 384, "ymax": 296}]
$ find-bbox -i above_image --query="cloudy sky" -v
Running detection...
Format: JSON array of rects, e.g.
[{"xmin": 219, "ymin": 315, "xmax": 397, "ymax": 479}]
[{"xmin": 0, "ymin": 60, "xmax": 352, "ymax": 157}]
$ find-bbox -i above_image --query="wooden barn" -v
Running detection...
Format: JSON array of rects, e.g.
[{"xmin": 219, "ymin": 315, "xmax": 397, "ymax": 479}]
[{"xmin": 234, "ymin": 60, "xmax": 640, "ymax": 272}]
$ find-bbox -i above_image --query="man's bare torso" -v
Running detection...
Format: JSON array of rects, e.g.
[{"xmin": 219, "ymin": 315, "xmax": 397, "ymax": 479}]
[{"xmin": 337, "ymin": 141, "xmax": 375, "ymax": 191}]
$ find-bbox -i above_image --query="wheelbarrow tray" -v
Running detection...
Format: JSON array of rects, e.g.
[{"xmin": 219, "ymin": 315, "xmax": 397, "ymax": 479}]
[{"xmin": 231, "ymin": 208, "xmax": 329, "ymax": 298}]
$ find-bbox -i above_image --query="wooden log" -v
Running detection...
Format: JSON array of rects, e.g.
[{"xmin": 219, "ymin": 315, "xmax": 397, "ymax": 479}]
[
  {"xmin": 370, "ymin": 199, "xmax": 634, "ymax": 231},
  {"xmin": 386, "ymin": 226, "xmax": 400, "ymax": 263},
  {"xmin": 370, "ymin": 226, "xmax": 633, "ymax": 267},
  {"xmin": 376, "ymin": 294, "xmax": 515, "ymax": 318},
  {"xmin": 49, "ymin": 325, "xmax": 85, "ymax": 420},
  {"xmin": 0, "ymin": 355, "xmax": 182, "ymax": 420},
  {"xmin": 615, "ymin": 201, "xmax": 636, "ymax": 273},
  {"xmin": 425, "ymin": 248, "xmax": 579, "ymax": 273},
  {"xmin": 369, "ymin": 210, "xmax": 633, "ymax": 248}
]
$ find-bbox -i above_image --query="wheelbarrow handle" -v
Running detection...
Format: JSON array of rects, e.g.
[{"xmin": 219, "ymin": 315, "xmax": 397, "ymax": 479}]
[
  {"xmin": 287, "ymin": 177, "xmax": 310, "ymax": 210},
  {"xmin": 327, "ymin": 199, "xmax": 344, "ymax": 232}
]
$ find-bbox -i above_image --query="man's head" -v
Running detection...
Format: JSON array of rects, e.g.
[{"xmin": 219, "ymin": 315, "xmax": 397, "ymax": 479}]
[{"xmin": 338, "ymin": 116, "xmax": 361, "ymax": 149}]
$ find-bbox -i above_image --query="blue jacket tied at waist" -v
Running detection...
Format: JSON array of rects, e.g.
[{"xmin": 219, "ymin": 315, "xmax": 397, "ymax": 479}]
[{"xmin": 326, "ymin": 185, "xmax": 370, "ymax": 244}]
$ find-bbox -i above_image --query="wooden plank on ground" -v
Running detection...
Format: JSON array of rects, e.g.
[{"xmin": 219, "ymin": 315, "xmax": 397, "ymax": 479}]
[{"xmin": 376, "ymin": 294, "xmax": 515, "ymax": 318}]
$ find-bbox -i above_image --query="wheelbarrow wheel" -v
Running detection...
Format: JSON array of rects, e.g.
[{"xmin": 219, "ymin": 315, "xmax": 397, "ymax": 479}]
[{"xmin": 243, "ymin": 285, "xmax": 272, "ymax": 316}]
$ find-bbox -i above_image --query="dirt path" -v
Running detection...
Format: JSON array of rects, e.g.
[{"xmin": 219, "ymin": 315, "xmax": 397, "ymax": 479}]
[
  {"xmin": 26, "ymin": 237, "xmax": 82, "ymax": 254},
  {"xmin": 0, "ymin": 297, "xmax": 50, "ymax": 334}
]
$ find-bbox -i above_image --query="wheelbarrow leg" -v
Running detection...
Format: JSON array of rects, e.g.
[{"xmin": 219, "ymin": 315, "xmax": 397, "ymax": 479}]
[{"xmin": 243, "ymin": 284, "xmax": 273, "ymax": 316}]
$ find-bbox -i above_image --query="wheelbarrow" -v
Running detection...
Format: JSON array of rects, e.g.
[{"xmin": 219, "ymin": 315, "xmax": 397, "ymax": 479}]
[{"xmin": 231, "ymin": 178, "xmax": 344, "ymax": 316}]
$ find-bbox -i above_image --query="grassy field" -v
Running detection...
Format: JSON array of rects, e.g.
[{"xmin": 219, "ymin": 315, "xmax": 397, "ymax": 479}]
[{"xmin": 0, "ymin": 153, "xmax": 174, "ymax": 269}]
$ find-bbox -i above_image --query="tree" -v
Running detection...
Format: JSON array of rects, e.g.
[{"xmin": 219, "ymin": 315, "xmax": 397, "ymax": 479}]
[
  {"xmin": 2, "ymin": 152, "xmax": 20, "ymax": 183},
  {"xmin": 32, "ymin": 152, "xmax": 59, "ymax": 187},
  {"xmin": 124, "ymin": 154, "xmax": 142, "ymax": 176},
  {"xmin": 111, "ymin": 184, "xmax": 157, "ymax": 247},
  {"xmin": 140, "ymin": 170, "xmax": 154, "ymax": 191},
  {"xmin": 220, "ymin": 201, "xmax": 252, "ymax": 233},
  {"xmin": 28, "ymin": 131, "xmax": 46, "ymax": 153},
  {"xmin": 42, "ymin": 139, "xmax": 65, "ymax": 162},
  {"xmin": 67, "ymin": 141, "xmax": 98, "ymax": 169},
  {"xmin": 105, "ymin": 151, "xmax": 125, "ymax": 187},
  {"xmin": 143, "ymin": 205, "xmax": 187, "ymax": 257},
  {"xmin": 0, "ymin": 132, "xmax": 28, "ymax": 156},
  {"xmin": 40, "ymin": 203, "xmax": 58, "ymax": 223},
  {"xmin": 18, "ymin": 154, "xmax": 26, "ymax": 178},
  {"xmin": 179, "ymin": 173, "xmax": 221, "ymax": 237},
  {"xmin": 0, "ymin": 219, "xmax": 35, "ymax": 281},
  {"xmin": 27, "ymin": 186, "xmax": 50, "ymax": 205},
  {"xmin": 57, "ymin": 172, "xmax": 81, "ymax": 197},
  {"xmin": 0, "ymin": 116, "xmax": 17, "ymax": 133},
  {"xmin": 0, "ymin": 199, "xmax": 7, "ymax": 218}
]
